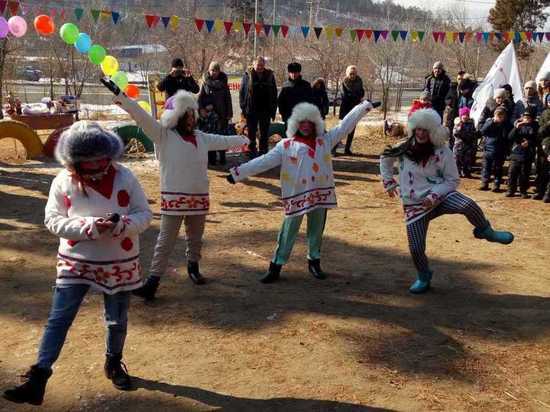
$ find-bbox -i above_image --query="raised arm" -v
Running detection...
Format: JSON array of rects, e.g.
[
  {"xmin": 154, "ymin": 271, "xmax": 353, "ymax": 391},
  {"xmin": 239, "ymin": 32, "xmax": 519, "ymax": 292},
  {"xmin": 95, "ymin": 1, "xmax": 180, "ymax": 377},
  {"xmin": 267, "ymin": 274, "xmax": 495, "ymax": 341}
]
[
  {"xmin": 201, "ymin": 131, "xmax": 249, "ymax": 152},
  {"xmin": 113, "ymin": 93, "xmax": 164, "ymax": 144},
  {"xmin": 230, "ymin": 144, "xmax": 283, "ymax": 182},
  {"xmin": 325, "ymin": 100, "xmax": 373, "ymax": 147}
]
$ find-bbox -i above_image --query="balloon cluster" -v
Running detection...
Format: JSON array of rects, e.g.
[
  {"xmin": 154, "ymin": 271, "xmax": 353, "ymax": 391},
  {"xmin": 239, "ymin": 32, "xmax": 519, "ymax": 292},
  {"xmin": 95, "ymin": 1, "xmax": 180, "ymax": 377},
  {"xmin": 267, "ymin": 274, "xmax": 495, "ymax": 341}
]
[
  {"xmin": 33, "ymin": 17, "xmax": 146, "ymax": 107},
  {"xmin": 0, "ymin": 16, "xmax": 28, "ymax": 38}
]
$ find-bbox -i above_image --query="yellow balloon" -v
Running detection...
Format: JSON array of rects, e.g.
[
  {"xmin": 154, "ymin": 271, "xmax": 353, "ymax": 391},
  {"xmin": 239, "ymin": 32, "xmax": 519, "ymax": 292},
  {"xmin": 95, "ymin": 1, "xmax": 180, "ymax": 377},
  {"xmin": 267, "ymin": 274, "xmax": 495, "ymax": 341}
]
[
  {"xmin": 138, "ymin": 100, "xmax": 151, "ymax": 113},
  {"xmin": 100, "ymin": 55, "xmax": 119, "ymax": 77}
]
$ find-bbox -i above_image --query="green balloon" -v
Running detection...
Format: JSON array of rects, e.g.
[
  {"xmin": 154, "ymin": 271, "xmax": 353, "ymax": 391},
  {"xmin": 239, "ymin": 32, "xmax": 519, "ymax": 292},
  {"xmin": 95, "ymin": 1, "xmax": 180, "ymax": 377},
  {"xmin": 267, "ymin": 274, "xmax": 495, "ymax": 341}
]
[
  {"xmin": 111, "ymin": 71, "xmax": 129, "ymax": 91},
  {"xmin": 59, "ymin": 23, "xmax": 79, "ymax": 44},
  {"xmin": 88, "ymin": 44, "xmax": 106, "ymax": 65}
]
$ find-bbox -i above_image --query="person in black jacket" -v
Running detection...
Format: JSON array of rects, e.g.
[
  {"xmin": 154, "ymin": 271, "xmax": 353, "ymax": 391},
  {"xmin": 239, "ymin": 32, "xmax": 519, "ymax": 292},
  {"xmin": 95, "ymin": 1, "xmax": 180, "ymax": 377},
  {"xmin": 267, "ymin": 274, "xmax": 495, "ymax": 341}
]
[
  {"xmin": 506, "ymin": 107, "xmax": 539, "ymax": 198},
  {"xmin": 338, "ymin": 65, "xmax": 365, "ymax": 155},
  {"xmin": 278, "ymin": 62, "xmax": 313, "ymax": 125},
  {"xmin": 479, "ymin": 106, "xmax": 512, "ymax": 192},
  {"xmin": 157, "ymin": 58, "xmax": 200, "ymax": 98},
  {"xmin": 423, "ymin": 61, "xmax": 451, "ymax": 120},
  {"xmin": 239, "ymin": 56, "xmax": 278, "ymax": 156},
  {"xmin": 536, "ymin": 108, "xmax": 550, "ymax": 202},
  {"xmin": 198, "ymin": 62, "xmax": 233, "ymax": 165},
  {"xmin": 312, "ymin": 78, "xmax": 329, "ymax": 120}
]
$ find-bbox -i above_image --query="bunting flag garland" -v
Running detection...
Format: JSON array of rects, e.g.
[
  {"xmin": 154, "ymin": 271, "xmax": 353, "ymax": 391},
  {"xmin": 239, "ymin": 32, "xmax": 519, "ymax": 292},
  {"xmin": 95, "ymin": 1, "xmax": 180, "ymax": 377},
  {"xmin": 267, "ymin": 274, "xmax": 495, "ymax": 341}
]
[
  {"xmin": 170, "ymin": 15, "xmax": 180, "ymax": 30},
  {"xmin": 0, "ymin": 0, "xmax": 7, "ymax": 14},
  {"xmin": 100, "ymin": 10, "xmax": 110, "ymax": 21},
  {"xmin": 335, "ymin": 27, "xmax": 343, "ymax": 37},
  {"xmin": 417, "ymin": 31, "xmax": 425, "ymax": 41},
  {"xmin": 111, "ymin": 11, "xmax": 120, "ymax": 24},
  {"xmin": 255, "ymin": 22, "xmax": 263, "ymax": 35},
  {"xmin": 314, "ymin": 26, "xmax": 322, "ymax": 39},
  {"xmin": 301, "ymin": 25, "xmax": 309, "ymax": 38},
  {"xmin": 161, "ymin": 16, "xmax": 171, "ymax": 28},
  {"xmin": 91, "ymin": 9, "xmax": 101, "ymax": 23},
  {"xmin": 195, "ymin": 18, "xmax": 205, "ymax": 32},
  {"xmin": 272, "ymin": 24, "xmax": 280, "ymax": 37},
  {"xmin": 374, "ymin": 30, "xmax": 381, "ymax": 42},
  {"xmin": 281, "ymin": 24, "xmax": 289, "ymax": 37},
  {"xmin": 325, "ymin": 26, "xmax": 334, "ymax": 40},
  {"xmin": 399, "ymin": 30, "xmax": 408, "ymax": 41},
  {"xmin": 145, "ymin": 14, "xmax": 160, "ymax": 28},
  {"xmin": 391, "ymin": 30, "xmax": 399, "ymax": 41},
  {"xmin": 243, "ymin": 21, "xmax": 252, "ymax": 35},
  {"xmin": 350, "ymin": 29, "xmax": 357, "ymax": 42},
  {"xmin": 356, "ymin": 29, "xmax": 365, "ymax": 41},
  {"xmin": 263, "ymin": 24, "xmax": 271, "ymax": 36},
  {"xmin": 205, "ymin": 19, "xmax": 215, "ymax": 33},
  {"xmin": 74, "ymin": 7, "xmax": 84, "ymax": 21},
  {"xmin": 233, "ymin": 20, "xmax": 242, "ymax": 32},
  {"xmin": 483, "ymin": 32, "xmax": 490, "ymax": 43},
  {"xmin": 214, "ymin": 19, "xmax": 224, "ymax": 32},
  {"xmin": 411, "ymin": 31, "xmax": 419, "ymax": 42},
  {"xmin": 365, "ymin": 29, "xmax": 373, "ymax": 40},
  {"xmin": 458, "ymin": 32, "xmax": 465, "ymax": 43}
]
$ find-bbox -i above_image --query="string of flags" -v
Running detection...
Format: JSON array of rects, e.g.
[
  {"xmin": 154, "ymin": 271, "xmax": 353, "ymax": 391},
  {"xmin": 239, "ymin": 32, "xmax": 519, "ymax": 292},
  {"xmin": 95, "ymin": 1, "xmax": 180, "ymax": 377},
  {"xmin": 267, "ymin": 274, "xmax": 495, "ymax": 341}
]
[{"xmin": 3, "ymin": 0, "xmax": 550, "ymax": 45}]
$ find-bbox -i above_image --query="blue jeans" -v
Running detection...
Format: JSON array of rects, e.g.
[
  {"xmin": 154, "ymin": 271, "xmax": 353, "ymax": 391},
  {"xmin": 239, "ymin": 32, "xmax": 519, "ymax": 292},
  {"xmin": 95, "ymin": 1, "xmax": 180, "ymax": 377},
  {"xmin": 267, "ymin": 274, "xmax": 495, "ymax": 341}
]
[{"xmin": 37, "ymin": 284, "xmax": 130, "ymax": 370}]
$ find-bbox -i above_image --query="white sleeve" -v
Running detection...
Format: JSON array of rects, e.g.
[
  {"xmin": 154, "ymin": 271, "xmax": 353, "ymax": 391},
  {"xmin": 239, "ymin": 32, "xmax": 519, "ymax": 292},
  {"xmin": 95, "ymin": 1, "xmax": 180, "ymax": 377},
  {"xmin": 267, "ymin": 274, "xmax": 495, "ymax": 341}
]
[
  {"xmin": 325, "ymin": 100, "xmax": 373, "ymax": 148},
  {"xmin": 111, "ymin": 172, "xmax": 153, "ymax": 238},
  {"xmin": 113, "ymin": 93, "xmax": 164, "ymax": 144},
  {"xmin": 201, "ymin": 132, "xmax": 250, "ymax": 151},
  {"xmin": 44, "ymin": 175, "xmax": 102, "ymax": 241},
  {"xmin": 430, "ymin": 149, "xmax": 460, "ymax": 199},
  {"xmin": 230, "ymin": 144, "xmax": 283, "ymax": 182},
  {"xmin": 379, "ymin": 155, "xmax": 399, "ymax": 191}
]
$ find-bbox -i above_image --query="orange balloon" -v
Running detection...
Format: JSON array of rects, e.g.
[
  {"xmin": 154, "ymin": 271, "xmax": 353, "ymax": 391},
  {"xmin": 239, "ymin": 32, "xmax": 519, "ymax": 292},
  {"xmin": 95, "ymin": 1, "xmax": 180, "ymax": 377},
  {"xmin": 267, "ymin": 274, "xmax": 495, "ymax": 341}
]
[
  {"xmin": 125, "ymin": 84, "xmax": 140, "ymax": 99},
  {"xmin": 34, "ymin": 15, "xmax": 55, "ymax": 36}
]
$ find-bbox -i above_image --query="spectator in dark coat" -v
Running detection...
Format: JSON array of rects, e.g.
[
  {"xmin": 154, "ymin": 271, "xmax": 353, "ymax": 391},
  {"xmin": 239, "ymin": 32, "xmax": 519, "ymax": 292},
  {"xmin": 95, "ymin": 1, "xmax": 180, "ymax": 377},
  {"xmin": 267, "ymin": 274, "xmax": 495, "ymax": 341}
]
[
  {"xmin": 198, "ymin": 61, "xmax": 233, "ymax": 165},
  {"xmin": 278, "ymin": 62, "xmax": 313, "ymax": 125},
  {"xmin": 535, "ymin": 107, "xmax": 550, "ymax": 202},
  {"xmin": 458, "ymin": 76, "xmax": 477, "ymax": 109},
  {"xmin": 312, "ymin": 78, "xmax": 330, "ymax": 119},
  {"xmin": 157, "ymin": 58, "xmax": 200, "ymax": 98},
  {"xmin": 423, "ymin": 61, "xmax": 451, "ymax": 120},
  {"xmin": 338, "ymin": 65, "xmax": 365, "ymax": 155},
  {"xmin": 239, "ymin": 56, "xmax": 278, "ymax": 156}
]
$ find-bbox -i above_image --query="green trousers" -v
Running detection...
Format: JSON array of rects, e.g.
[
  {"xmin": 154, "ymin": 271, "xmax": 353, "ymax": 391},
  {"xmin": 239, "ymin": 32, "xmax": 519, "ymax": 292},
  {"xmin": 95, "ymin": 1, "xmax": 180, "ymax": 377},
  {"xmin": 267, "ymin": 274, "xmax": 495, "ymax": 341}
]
[{"xmin": 272, "ymin": 208, "xmax": 328, "ymax": 265}]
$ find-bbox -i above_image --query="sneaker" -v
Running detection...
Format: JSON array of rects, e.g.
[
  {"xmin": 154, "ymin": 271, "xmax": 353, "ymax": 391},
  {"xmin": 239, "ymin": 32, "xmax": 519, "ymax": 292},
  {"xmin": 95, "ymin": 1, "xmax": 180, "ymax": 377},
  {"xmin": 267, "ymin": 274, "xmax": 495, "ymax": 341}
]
[{"xmin": 132, "ymin": 276, "xmax": 160, "ymax": 301}]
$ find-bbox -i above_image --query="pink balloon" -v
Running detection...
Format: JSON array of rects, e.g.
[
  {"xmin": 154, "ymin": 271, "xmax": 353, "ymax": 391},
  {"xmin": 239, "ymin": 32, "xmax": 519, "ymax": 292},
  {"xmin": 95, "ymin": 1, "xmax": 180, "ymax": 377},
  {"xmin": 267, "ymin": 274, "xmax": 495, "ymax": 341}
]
[
  {"xmin": 8, "ymin": 16, "xmax": 27, "ymax": 38},
  {"xmin": 0, "ymin": 17, "xmax": 9, "ymax": 38}
]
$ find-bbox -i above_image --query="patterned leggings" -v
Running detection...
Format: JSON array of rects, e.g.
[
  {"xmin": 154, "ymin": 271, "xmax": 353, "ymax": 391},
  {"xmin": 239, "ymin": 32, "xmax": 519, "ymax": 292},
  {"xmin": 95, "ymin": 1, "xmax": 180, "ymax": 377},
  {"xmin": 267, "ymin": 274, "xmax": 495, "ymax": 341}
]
[{"xmin": 406, "ymin": 192, "xmax": 488, "ymax": 273}]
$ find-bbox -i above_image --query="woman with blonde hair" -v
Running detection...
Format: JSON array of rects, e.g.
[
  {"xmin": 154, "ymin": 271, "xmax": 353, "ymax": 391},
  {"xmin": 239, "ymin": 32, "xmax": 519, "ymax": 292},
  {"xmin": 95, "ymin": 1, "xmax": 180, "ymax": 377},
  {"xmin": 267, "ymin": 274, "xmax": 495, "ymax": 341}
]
[{"xmin": 337, "ymin": 65, "xmax": 364, "ymax": 155}]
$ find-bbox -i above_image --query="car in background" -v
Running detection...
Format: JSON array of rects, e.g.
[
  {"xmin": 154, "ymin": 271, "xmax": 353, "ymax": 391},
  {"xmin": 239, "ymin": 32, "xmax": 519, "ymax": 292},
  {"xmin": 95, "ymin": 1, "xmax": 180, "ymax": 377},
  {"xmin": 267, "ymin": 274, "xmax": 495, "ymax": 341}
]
[{"xmin": 17, "ymin": 66, "xmax": 42, "ymax": 82}]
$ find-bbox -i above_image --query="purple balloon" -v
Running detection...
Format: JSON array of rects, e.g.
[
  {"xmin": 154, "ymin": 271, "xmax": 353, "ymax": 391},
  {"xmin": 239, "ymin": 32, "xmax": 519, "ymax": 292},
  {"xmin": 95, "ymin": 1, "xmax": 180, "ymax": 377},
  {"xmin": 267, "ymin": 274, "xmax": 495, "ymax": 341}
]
[
  {"xmin": 0, "ymin": 17, "xmax": 9, "ymax": 39},
  {"xmin": 165, "ymin": 95, "xmax": 175, "ymax": 110}
]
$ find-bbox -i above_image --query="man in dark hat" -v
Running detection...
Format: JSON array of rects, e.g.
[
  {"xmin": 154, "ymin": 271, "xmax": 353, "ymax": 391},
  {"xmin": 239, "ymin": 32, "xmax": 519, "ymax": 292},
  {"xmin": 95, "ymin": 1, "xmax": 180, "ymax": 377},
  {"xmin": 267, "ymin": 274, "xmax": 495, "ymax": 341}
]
[
  {"xmin": 277, "ymin": 62, "xmax": 314, "ymax": 124},
  {"xmin": 157, "ymin": 58, "xmax": 200, "ymax": 98}
]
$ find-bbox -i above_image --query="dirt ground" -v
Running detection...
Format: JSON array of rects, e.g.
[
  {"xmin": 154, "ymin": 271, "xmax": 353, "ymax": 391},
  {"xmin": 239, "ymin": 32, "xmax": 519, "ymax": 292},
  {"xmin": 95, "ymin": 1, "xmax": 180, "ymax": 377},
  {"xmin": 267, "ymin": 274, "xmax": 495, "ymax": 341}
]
[{"xmin": 0, "ymin": 122, "xmax": 549, "ymax": 412}]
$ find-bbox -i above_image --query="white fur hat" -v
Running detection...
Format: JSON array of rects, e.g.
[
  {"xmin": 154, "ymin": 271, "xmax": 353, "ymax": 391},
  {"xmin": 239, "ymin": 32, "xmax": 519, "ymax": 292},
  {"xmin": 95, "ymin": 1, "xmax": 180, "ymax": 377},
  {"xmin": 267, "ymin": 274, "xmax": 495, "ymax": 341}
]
[
  {"xmin": 286, "ymin": 102, "xmax": 325, "ymax": 139},
  {"xmin": 55, "ymin": 121, "xmax": 124, "ymax": 167},
  {"xmin": 160, "ymin": 90, "xmax": 198, "ymax": 129},
  {"xmin": 407, "ymin": 108, "xmax": 449, "ymax": 148},
  {"xmin": 494, "ymin": 88, "xmax": 507, "ymax": 98}
]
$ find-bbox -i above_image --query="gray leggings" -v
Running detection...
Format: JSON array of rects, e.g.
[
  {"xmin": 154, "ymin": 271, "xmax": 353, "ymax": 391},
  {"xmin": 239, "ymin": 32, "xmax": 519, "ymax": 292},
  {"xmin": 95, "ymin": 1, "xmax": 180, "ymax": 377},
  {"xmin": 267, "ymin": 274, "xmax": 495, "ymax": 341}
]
[{"xmin": 149, "ymin": 214, "xmax": 206, "ymax": 277}]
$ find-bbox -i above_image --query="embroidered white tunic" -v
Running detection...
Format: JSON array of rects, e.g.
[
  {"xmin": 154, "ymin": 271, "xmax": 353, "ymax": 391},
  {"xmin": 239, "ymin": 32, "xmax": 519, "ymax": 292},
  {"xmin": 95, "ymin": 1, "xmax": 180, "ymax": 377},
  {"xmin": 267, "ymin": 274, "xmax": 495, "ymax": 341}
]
[
  {"xmin": 379, "ymin": 146, "xmax": 460, "ymax": 224},
  {"xmin": 230, "ymin": 101, "xmax": 372, "ymax": 216},
  {"xmin": 45, "ymin": 165, "xmax": 153, "ymax": 294},
  {"xmin": 116, "ymin": 94, "xmax": 249, "ymax": 215}
]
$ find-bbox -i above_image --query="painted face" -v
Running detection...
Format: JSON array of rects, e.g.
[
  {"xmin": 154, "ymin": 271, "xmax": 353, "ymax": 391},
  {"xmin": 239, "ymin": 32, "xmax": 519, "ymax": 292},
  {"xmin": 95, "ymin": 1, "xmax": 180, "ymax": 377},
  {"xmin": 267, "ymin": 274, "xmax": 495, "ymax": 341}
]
[
  {"xmin": 298, "ymin": 120, "xmax": 315, "ymax": 136},
  {"xmin": 414, "ymin": 128, "xmax": 430, "ymax": 144}
]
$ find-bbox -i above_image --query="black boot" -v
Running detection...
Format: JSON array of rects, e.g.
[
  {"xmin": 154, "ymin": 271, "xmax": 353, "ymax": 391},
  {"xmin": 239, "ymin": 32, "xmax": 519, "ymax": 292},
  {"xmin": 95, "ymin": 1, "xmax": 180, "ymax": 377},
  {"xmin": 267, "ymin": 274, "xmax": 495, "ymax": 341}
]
[
  {"xmin": 132, "ymin": 275, "xmax": 160, "ymax": 301},
  {"xmin": 188, "ymin": 261, "xmax": 206, "ymax": 285},
  {"xmin": 258, "ymin": 262, "xmax": 281, "ymax": 283},
  {"xmin": 479, "ymin": 182, "xmax": 490, "ymax": 191},
  {"xmin": 308, "ymin": 259, "xmax": 327, "ymax": 280},
  {"xmin": 3, "ymin": 365, "xmax": 52, "ymax": 405},
  {"xmin": 104, "ymin": 355, "xmax": 132, "ymax": 390}
]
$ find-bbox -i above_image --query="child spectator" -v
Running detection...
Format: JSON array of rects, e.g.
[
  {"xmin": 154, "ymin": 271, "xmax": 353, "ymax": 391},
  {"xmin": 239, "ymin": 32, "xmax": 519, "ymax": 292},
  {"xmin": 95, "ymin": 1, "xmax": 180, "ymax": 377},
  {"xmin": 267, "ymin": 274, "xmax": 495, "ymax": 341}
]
[
  {"xmin": 506, "ymin": 107, "xmax": 539, "ymax": 198},
  {"xmin": 408, "ymin": 91, "xmax": 432, "ymax": 118},
  {"xmin": 2, "ymin": 122, "xmax": 153, "ymax": 404},
  {"xmin": 197, "ymin": 104, "xmax": 220, "ymax": 134},
  {"xmin": 453, "ymin": 107, "xmax": 478, "ymax": 178},
  {"xmin": 479, "ymin": 106, "xmax": 512, "ymax": 192}
]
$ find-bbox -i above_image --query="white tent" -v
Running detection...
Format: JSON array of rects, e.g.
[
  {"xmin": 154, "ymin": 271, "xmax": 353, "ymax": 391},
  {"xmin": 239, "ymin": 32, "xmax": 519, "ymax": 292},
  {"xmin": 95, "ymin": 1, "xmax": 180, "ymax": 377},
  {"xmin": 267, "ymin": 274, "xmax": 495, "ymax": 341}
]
[
  {"xmin": 471, "ymin": 42, "xmax": 523, "ymax": 126},
  {"xmin": 535, "ymin": 52, "xmax": 550, "ymax": 82}
]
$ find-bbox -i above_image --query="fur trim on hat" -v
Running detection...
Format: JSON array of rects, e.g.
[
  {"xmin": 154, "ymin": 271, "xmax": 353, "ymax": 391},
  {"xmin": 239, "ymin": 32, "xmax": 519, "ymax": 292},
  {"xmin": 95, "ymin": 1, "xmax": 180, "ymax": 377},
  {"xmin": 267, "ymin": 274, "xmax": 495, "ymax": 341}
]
[
  {"xmin": 286, "ymin": 103, "xmax": 325, "ymax": 139},
  {"xmin": 407, "ymin": 109, "xmax": 449, "ymax": 148},
  {"xmin": 160, "ymin": 90, "xmax": 198, "ymax": 129},
  {"xmin": 494, "ymin": 88, "xmax": 507, "ymax": 99},
  {"xmin": 55, "ymin": 121, "xmax": 124, "ymax": 167}
]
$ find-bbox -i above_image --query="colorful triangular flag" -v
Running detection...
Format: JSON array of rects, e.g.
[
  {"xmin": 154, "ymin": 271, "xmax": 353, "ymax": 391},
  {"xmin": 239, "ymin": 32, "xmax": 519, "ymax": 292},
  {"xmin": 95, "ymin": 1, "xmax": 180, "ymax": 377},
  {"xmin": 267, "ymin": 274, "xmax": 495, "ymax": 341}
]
[
  {"xmin": 335, "ymin": 27, "xmax": 343, "ymax": 37},
  {"xmin": 161, "ymin": 16, "xmax": 170, "ymax": 28},
  {"xmin": 373, "ymin": 30, "xmax": 381, "ymax": 42},
  {"xmin": 272, "ymin": 24, "xmax": 280, "ymax": 37},
  {"xmin": 214, "ymin": 19, "xmax": 224, "ymax": 32},
  {"xmin": 391, "ymin": 31, "xmax": 399, "ymax": 41},
  {"xmin": 7, "ymin": 0, "xmax": 18, "ymax": 15},
  {"xmin": 145, "ymin": 15, "xmax": 160, "ymax": 28},
  {"xmin": 417, "ymin": 31, "xmax": 425, "ymax": 41},
  {"xmin": 459, "ymin": 32, "xmax": 465, "ymax": 43},
  {"xmin": 325, "ymin": 26, "xmax": 334, "ymax": 40},
  {"xmin": 365, "ymin": 29, "xmax": 373, "ymax": 40},
  {"xmin": 263, "ymin": 24, "xmax": 272, "ymax": 36},
  {"xmin": 195, "ymin": 18, "xmax": 205, "ymax": 32},
  {"xmin": 255, "ymin": 22, "xmax": 263, "ymax": 35},
  {"xmin": 205, "ymin": 20, "xmax": 215, "ymax": 33},
  {"xmin": 91, "ymin": 9, "xmax": 101, "ymax": 23},
  {"xmin": 314, "ymin": 27, "xmax": 322, "ymax": 39},
  {"xmin": 399, "ymin": 30, "xmax": 408, "ymax": 41},
  {"xmin": 170, "ymin": 16, "xmax": 180, "ymax": 30},
  {"xmin": 74, "ymin": 7, "xmax": 84, "ymax": 21},
  {"xmin": 350, "ymin": 29, "xmax": 357, "ymax": 42},
  {"xmin": 112, "ymin": 11, "xmax": 121, "ymax": 24},
  {"xmin": 224, "ymin": 21, "xmax": 233, "ymax": 34},
  {"xmin": 243, "ymin": 22, "xmax": 252, "ymax": 35},
  {"xmin": 281, "ymin": 25, "xmax": 289, "ymax": 37},
  {"xmin": 356, "ymin": 29, "xmax": 365, "ymax": 41},
  {"xmin": 301, "ymin": 26, "xmax": 309, "ymax": 38}
]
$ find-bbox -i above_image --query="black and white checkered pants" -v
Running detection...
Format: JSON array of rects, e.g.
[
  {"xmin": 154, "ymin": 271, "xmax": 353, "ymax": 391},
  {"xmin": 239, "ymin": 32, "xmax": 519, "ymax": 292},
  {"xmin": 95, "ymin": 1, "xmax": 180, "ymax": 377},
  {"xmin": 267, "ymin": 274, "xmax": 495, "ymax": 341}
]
[{"xmin": 406, "ymin": 192, "xmax": 488, "ymax": 273}]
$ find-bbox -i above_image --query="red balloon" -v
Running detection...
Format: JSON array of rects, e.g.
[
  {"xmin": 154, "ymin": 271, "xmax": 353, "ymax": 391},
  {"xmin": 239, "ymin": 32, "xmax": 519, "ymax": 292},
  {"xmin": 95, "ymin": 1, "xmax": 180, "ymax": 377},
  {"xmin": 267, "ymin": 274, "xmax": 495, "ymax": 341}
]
[
  {"xmin": 34, "ymin": 15, "xmax": 55, "ymax": 36},
  {"xmin": 125, "ymin": 84, "xmax": 140, "ymax": 99}
]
